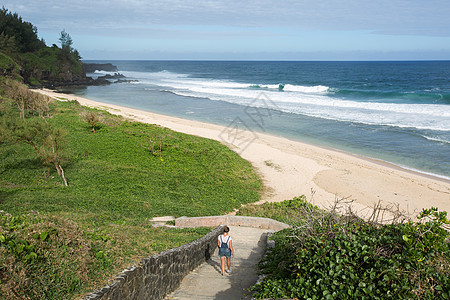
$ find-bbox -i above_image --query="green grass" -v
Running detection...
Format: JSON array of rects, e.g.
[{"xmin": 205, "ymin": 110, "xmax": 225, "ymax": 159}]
[
  {"xmin": 1, "ymin": 100, "xmax": 262, "ymax": 220},
  {"xmin": 237, "ymin": 195, "xmax": 315, "ymax": 225},
  {"xmin": 0, "ymin": 97, "xmax": 263, "ymax": 298}
]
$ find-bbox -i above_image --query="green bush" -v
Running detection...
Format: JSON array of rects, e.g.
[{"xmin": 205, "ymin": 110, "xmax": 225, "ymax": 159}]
[
  {"xmin": 19, "ymin": 47, "xmax": 84, "ymax": 85},
  {"xmin": 248, "ymin": 201, "xmax": 450, "ymax": 300},
  {"xmin": 0, "ymin": 52, "xmax": 21, "ymax": 81},
  {"xmin": 0, "ymin": 211, "xmax": 101, "ymax": 298}
]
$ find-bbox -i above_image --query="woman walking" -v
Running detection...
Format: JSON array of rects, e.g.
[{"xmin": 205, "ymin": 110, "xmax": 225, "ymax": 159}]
[{"xmin": 218, "ymin": 226, "xmax": 234, "ymax": 276}]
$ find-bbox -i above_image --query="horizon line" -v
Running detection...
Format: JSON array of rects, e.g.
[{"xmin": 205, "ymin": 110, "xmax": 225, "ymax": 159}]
[{"xmin": 82, "ymin": 58, "xmax": 450, "ymax": 62}]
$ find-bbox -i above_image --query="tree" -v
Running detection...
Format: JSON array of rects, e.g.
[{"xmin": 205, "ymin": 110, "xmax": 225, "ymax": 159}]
[
  {"xmin": 0, "ymin": 7, "xmax": 45, "ymax": 52},
  {"xmin": 0, "ymin": 32, "xmax": 17, "ymax": 54},
  {"xmin": 2, "ymin": 79, "xmax": 50, "ymax": 118},
  {"xmin": 3, "ymin": 116, "xmax": 68, "ymax": 186},
  {"xmin": 58, "ymin": 30, "xmax": 73, "ymax": 53},
  {"xmin": 1, "ymin": 80, "xmax": 67, "ymax": 185},
  {"xmin": 0, "ymin": 8, "xmax": 85, "ymax": 85}
]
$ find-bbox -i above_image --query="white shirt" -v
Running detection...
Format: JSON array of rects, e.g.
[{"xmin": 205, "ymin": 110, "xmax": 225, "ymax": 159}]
[{"xmin": 218, "ymin": 234, "xmax": 232, "ymax": 246}]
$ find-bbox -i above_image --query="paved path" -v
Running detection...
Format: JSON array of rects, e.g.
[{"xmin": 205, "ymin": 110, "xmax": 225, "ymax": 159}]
[{"xmin": 166, "ymin": 226, "xmax": 272, "ymax": 300}]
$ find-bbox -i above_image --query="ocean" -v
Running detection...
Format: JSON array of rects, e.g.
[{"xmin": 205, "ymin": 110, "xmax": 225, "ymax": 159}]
[{"xmin": 69, "ymin": 61, "xmax": 450, "ymax": 180}]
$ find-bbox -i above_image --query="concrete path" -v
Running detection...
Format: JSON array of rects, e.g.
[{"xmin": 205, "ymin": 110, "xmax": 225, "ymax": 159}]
[{"xmin": 166, "ymin": 226, "xmax": 272, "ymax": 300}]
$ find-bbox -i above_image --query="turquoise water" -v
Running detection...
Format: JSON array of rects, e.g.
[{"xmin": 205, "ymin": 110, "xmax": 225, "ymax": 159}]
[{"xmin": 70, "ymin": 61, "xmax": 450, "ymax": 179}]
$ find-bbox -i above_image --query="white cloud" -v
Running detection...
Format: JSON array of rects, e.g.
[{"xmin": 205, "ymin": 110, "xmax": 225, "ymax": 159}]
[
  {"xmin": 4, "ymin": 0, "xmax": 450, "ymax": 36},
  {"xmin": 3, "ymin": 0, "xmax": 450, "ymax": 59}
]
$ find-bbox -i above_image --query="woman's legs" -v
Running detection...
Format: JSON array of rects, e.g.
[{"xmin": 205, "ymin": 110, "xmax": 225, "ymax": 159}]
[
  {"xmin": 220, "ymin": 256, "xmax": 226, "ymax": 275},
  {"xmin": 226, "ymin": 257, "xmax": 231, "ymax": 271}
]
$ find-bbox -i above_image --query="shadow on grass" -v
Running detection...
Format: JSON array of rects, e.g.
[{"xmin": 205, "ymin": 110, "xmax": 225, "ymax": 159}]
[{"xmin": 4, "ymin": 156, "xmax": 43, "ymax": 171}]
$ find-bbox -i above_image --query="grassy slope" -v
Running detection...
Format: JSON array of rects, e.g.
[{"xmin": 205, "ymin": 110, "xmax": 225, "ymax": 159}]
[
  {"xmin": 1, "ymin": 100, "xmax": 262, "ymax": 219},
  {"xmin": 0, "ymin": 98, "xmax": 262, "ymax": 298}
]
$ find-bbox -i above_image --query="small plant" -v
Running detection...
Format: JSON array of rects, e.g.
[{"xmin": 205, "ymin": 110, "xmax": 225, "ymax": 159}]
[
  {"xmin": 84, "ymin": 111, "xmax": 100, "ymax": 133},
  {"xmin": 142, "ymin": 133, "xmax": 165, "ymax": 159}
]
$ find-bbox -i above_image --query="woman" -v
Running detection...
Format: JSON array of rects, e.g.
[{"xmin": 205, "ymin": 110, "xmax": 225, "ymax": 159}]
[{"xmin": 217, "ymin": 226, "xmax": 234, "ymax": 276}]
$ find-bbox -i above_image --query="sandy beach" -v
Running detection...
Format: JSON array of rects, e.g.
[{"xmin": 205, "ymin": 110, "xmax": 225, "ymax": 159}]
[{"xmin": 37, "ymin": 89, "xmax": 450, "ymax": 219}]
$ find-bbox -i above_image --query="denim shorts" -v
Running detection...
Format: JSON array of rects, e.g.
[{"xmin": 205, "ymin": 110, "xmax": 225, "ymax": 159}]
[{"xmin": 219, "ymin": 247, "xmax": 231, "ymax": 257}]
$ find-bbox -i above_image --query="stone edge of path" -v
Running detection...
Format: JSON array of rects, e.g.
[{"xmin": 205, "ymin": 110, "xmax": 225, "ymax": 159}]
[{"xmin": 175, "ymin": 215, "xmax": 291, "ymax": 231}]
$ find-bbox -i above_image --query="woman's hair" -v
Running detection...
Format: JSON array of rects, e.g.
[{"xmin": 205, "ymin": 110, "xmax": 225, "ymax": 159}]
[{"xmin": 224, "ymin": 226, "xmax": 229, "ymax": 233}]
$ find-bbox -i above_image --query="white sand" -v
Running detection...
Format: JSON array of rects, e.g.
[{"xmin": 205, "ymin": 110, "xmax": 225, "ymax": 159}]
[{"xmin": 37, "ymin": 89, "xmax": 450, "ymax": 219}]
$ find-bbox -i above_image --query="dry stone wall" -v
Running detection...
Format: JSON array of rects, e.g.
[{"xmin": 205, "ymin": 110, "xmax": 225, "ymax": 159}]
[{"xmin": 84, "ymin": 225, "xmax": 224, "ymax": 300}]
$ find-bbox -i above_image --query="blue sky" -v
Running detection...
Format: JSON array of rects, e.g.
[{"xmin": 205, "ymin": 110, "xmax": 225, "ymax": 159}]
[{"xmin": 4, "ymin": 0, "xmax": 450, "ymax": 60}]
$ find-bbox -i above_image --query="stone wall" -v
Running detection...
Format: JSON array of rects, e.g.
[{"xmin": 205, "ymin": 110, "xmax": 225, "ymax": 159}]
[{"xmin": 84, "ymin": 225, "xmax": 224, "ymax": 300}]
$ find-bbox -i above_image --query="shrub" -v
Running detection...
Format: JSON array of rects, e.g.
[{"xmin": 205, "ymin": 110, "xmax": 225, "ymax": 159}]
[
  {"xmin": 0, "ymin": 79, "xmax": 52, "ymax": 118},
  {"xmin": 248, "ymin": 200, "xmax": 450, "ymax": 300},
  {"xmin": 83, "ymin": 111, "xmax": 101, "ymax": 133},
  {"xmin": 0, "ymin": 211, "xmax": 101, "ymax": 299},
  {"xmin": 0, "ymin": 52, "xmax": 21, "ymax": 81}
]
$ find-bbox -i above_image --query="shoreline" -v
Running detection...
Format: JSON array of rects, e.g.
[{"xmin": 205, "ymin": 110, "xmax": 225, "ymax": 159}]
[
  {"xmin": 37, "ymin": 89, "xmax": 450, "ymax": 218},
  {"xmin": 308, "ymin": 143, "xmax": 450, "ymax": 184}
]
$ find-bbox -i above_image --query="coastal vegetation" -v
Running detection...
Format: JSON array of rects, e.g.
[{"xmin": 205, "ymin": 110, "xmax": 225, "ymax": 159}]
[
  {"xmin": 0, "ymin": 79, "xmax": 262, "ymax": 298},
  {"xmin": 238, "ymin": 197, "xmax": 450, "ymax": 299},
  {"xmin": 2, "ymin": 7, "xmax": 448, "ymax": 300},
  {"xmin": 0, "ymin": 7, "xmax": 84, "ymax": 87}
]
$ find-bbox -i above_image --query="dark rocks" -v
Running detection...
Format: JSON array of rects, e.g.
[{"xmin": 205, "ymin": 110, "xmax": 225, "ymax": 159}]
[
  {"xmin": 83, "ymin": 63, "xmax": 118, "ymax": 73},
  {"xmin": 41, "ymin": 77, "xmax": 112, "ymax": 89},
  {"xmin": 114, "ymin": 79, "xmax": 138, "ymax": 84},
  {"xmin": 97, "ymin": 73, "xmax": 125, "ymax": 80},
  {"xmin": 40, "ymin": 63, "xmax": 135, "ymax": 88}
]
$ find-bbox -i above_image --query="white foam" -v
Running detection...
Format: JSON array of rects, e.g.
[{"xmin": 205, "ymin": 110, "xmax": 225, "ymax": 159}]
[
  {"xmin": 127, "ymin": 70, "xmax": 450, "ymax": 132},
  {"xmin": 248, "ymin": 84, "xmax": 330, "ymax": 93},
  {"xmin": 283, "ymin": 84, "xmax": 330, "ymax": 93},
  {"xmin": 93, "ymin": 70, "xmax": 118, "ymax": 76},
  {"xmin": 395, "ymin": 165, "xmax": 450, "ymax": 181},
  {"xmin": 422, "ymin": 135, "xmax": 450, "ymax": 144},
  {"xmin": 121, "ymin": 70, "xmax": 189, "ymax": 81}
]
